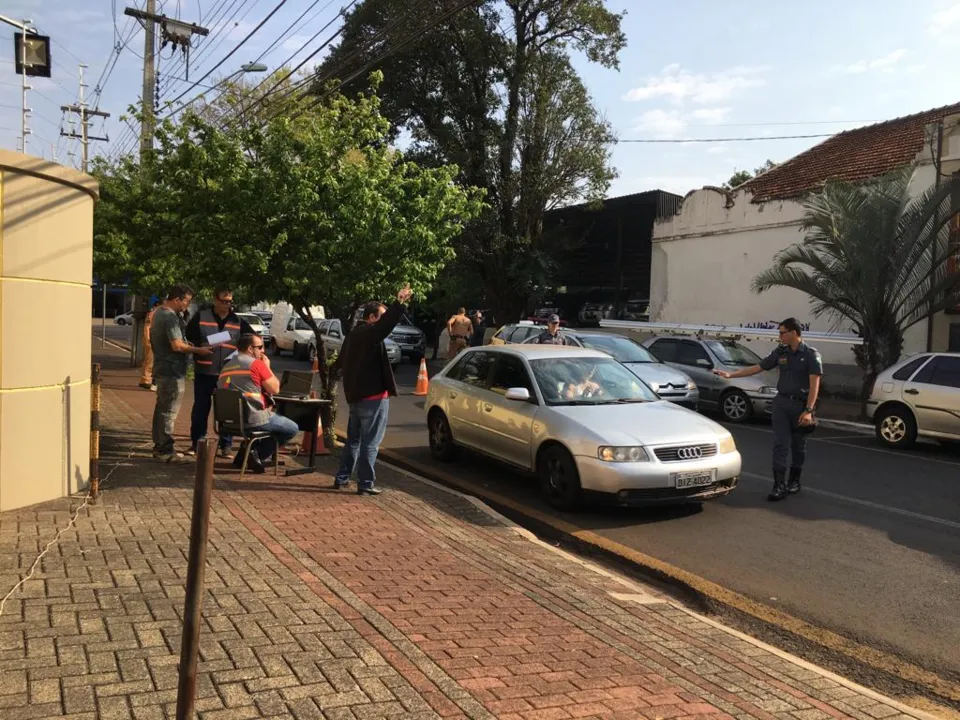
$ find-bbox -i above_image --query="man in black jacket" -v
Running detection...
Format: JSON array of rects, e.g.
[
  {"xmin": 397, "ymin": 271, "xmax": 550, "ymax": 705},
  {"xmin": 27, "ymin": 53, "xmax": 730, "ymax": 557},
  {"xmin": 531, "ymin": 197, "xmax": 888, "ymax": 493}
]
[{"xmin": 333, "ymin": 284, "xmax": 413, "ymax": 495}]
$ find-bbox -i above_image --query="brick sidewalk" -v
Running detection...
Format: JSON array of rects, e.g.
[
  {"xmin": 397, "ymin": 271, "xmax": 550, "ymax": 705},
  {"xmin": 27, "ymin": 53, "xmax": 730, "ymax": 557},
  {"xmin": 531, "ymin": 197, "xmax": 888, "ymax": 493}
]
[{"xmin": 0, "ymin": 344, "xmax": 928, "ymax": 720}]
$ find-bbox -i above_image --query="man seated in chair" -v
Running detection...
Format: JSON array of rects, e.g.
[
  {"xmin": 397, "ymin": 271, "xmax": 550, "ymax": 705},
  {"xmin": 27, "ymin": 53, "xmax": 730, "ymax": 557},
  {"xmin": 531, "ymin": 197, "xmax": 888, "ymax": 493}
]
[{"xmin": 217, "ymin": 334, "xmax": 300, "ymax": 473}]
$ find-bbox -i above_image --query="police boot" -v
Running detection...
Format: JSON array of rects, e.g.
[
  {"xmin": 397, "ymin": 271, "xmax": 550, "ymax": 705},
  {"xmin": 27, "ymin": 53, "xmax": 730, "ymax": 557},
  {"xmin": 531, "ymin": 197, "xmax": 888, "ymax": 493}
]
[
  {"xmin": 786, "ymin": 467, "xmax": 802, "ymax": 495},
  {"xmin": 767, "ymin": 469, "xmax": 787, "ymax": 502}
]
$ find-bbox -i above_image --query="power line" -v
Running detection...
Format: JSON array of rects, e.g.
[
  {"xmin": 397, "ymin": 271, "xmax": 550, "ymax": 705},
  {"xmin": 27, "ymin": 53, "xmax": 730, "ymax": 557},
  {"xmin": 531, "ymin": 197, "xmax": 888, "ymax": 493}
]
[
  {"xmin": 616, "ymin": 134, "xmax": 836, "ymax": 143},
  {"xmin": 229, "ymin": 2, "xmax": 357, "ymax": 121},
  {"xmin": 164, "ymin": 0, "xmax": 290, "ymax": 108},
  {"xmin": 290, "ymin": 0, "xmax": 481, "ymax": 121}
]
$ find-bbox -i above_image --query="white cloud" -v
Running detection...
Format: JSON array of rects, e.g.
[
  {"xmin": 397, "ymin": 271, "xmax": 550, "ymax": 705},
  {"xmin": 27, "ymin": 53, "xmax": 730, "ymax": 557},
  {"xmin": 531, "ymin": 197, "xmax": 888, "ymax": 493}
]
[
  {"xmin": 622, "ymin": 65, "xmax": 767, "ymax": 105},
  {"xmin": 835, "ymin": 48, "xmax": 906, "ymax": 74},
  {"xmin": 632, "ymin": 106, "xmax": 732, "ymax": 138},
  {"xmin": 929, "ymin": 3, "xmax": 960, "ymax": 35}
]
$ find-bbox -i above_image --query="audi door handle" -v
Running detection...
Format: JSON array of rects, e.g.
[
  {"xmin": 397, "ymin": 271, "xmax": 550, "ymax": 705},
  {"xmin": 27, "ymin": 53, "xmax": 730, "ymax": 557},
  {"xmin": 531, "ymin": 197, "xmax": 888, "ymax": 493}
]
[
  {"xmin": 904, "ymin": 388, "xmax": 919, "ymax": 395},
  {"xmin": 483, "ymin": 403, "xmax": 492, "ymax": 412}
]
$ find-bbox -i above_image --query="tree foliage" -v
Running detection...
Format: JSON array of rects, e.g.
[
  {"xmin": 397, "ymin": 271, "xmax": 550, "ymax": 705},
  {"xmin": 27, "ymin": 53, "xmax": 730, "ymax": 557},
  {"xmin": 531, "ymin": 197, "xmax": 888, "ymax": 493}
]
[
  {"xmin": 723, "ymin": 159, "xmax": 777, "ymax": 190},
  {"xmin": 322, "ymin": 0, "xmax": 625, "ymax": 320},
  {"xmin": 751, "ymin": 166, "xmax": 960, "ymax": 407},
  {"xmin": 93, "ymin": 74, "xmax": 484, "ymax": 442}
]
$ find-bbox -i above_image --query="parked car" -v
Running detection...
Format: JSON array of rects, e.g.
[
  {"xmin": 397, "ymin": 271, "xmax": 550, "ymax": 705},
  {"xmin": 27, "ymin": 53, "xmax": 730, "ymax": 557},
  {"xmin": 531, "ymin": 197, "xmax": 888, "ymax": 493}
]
[
  {"xmin": 389, "ymin": 315, "xmax": 427, "ymax": 364},
  {"xmin": 528, "ymin": 307, "xmax": 568, "ymax": 326},
  {"xmin": 115, "ymin": 312, "xmax": 134, "ymax": 326},
  {"xmin": 250, "ymin": 310, "xmax": 273, "ymax": 328},
  {"xmin": 270, "ymin": 302, "xmax": 324, "ymax": 360},
  {"xmin": 522, "ymin": 331, "xmax": 698, "ymax": 409},
  {"xmin": 866, "ymin": 352, "xmax": 960, "ymax": 448},
  {"xmin": 642, "ymin": 336, "xmax": 778, "ymax": 423},
  {"xmin": 425, "ymin": 345, "xmax": 740, "ymax": 510},
  {"xmin": 578, "ymin": 302, "xmax": 615, "ymax": 327},
  {"xmin": 311, "ymin": 318, "xmax": 401, "ymax": 366},
  {"xmin": 236, "ymin": 312, "xmax": 272, "ymax": 347},
  {"xmin": 489, "ymin": 321, "xmax": 542, "ymax": 345},
  {"xmin": 619, "ymin": 299, "xmax": 650, "ymax": 321}
]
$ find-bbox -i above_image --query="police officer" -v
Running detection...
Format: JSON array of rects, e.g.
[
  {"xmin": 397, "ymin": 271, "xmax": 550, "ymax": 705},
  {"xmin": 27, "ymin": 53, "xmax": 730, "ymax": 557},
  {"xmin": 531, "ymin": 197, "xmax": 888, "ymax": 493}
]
[
  {"xmin": 533, "ymin": 314, "xmax": 568, "ymax": 345},
  {"xmin": 712, "ymin": 317, "xmax": 822, "ymax": 502}
]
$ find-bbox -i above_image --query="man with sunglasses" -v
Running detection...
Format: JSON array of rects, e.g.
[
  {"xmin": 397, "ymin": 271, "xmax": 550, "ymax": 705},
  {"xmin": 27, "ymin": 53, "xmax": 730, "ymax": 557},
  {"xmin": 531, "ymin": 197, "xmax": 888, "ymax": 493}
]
[
  {"xmin": 217, "ymin": 334, "xmax": 300, "ymax": 473},
  {"xmin": 185, "ymin": 286, "xmax": 255, "ymax": 458},
  {"xmin": 713, "ymin": 317, "xmax": 822, "ymax": 501}
]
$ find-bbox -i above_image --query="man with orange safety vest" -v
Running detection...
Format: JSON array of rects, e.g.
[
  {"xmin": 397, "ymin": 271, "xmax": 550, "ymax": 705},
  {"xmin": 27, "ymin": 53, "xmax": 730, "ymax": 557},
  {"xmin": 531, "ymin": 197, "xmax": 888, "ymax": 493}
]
[
  {"xmin": 217, "ymin": 334, "xmax": 300, "ymax": 473},
  {"xmin": 185, "ymin": 286, "xmax": 254, "ymax": 458}
]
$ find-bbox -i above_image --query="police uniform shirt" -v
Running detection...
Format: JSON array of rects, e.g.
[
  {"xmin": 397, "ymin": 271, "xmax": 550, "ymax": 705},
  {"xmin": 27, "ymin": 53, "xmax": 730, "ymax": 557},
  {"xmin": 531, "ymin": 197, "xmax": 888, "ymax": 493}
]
[
  {"xmin": 758, "ymin": 341, "xmax": 824, "ymax": 397},
  {"xmin": 534, "ymin": 330, "xmax": 567, "ymax": 345}
]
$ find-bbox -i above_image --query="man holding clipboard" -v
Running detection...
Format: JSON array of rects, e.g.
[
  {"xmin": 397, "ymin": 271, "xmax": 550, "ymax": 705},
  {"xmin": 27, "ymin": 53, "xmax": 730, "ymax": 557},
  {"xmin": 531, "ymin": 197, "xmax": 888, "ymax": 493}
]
[{"xmin": 185, "ymin": 286, "xmax": 255, "ymax": 458}]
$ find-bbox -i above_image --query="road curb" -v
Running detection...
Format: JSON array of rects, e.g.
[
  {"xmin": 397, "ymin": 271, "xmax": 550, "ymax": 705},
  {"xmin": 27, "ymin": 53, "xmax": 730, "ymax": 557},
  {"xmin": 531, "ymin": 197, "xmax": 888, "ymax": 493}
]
[{"xmin": 341, "ymin": 432, "xmax": 960, "ymax": 711}]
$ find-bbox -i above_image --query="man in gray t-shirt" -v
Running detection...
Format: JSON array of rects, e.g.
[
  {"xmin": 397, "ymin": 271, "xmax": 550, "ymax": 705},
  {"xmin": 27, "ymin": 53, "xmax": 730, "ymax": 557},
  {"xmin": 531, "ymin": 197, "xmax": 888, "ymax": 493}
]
[
  {"xmin": 150, "ymin": 305, "xmax": 188, "ymax": 379},
  {"xmin": 148, "ymin": 285, "xmax": 213, "ymax": 462}
]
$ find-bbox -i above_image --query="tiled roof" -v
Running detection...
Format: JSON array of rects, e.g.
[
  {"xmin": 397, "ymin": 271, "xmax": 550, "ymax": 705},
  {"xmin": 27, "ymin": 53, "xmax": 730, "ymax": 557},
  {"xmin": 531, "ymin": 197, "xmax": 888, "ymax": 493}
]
[{"xmin": 741, "ymin": 102, "xmax": 960, "ymax": 203}]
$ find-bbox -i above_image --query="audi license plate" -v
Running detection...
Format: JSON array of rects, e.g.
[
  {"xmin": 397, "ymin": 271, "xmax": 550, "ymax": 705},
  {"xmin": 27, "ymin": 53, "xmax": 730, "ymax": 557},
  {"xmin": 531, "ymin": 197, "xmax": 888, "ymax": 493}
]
[{"xmin": 673, "ymin": 470, "xmax": 716, "ymax": 489}]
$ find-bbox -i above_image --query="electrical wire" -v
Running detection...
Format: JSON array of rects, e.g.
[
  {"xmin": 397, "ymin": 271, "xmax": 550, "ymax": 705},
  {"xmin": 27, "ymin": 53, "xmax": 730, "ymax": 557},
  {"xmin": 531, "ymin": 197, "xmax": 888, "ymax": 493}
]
[
  {"xmin": 616, "ymin": 134, "xmax": 836, "ymax": 143},
  {"xmin": 289, "ymin": 0, "xmax": 481, "ymax": 122},
  {"xmin": 164, "ymin": 0, "xmax": 290, "ymax": 108}
]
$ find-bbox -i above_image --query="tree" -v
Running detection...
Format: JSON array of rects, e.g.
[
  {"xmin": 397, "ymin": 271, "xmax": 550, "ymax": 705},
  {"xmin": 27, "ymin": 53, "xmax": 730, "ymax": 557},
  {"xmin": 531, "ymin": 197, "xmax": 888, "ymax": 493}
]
[
  {"xmin": 751, "ymin": 166, "xmax": 960, "ymax": 410},
  {"xmin": 724, "ymin": 159, "xmax": 777, "ymax": 190},
  {"xmin": 321, "ymin": 0, "xmax": 624, "ymax": 320},
  {"xmin": 93, "ymin": 75, "xmax": 484, "ymax": 445}
]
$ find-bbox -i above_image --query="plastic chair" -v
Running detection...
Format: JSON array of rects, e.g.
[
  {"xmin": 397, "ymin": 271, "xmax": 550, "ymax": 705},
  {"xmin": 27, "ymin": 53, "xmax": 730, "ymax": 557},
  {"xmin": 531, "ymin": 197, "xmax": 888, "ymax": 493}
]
[{"xmin": 213, "ymin": 388, "xmax": 279, "ymax": 480}]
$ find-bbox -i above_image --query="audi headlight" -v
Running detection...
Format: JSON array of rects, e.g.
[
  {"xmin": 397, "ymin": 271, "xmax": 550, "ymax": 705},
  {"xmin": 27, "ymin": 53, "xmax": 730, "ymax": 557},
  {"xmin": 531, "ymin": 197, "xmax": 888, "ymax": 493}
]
[
  {"xmin": 598, "ymin": 446, "xmax": 648, "ymax": 462},
  {"xmin": 718, "ymin": 434, "xmax": 737, "ymax": 454},
  {"xmin": 758, "ymin": 386, "xmax": 777, "ymax": 395}
]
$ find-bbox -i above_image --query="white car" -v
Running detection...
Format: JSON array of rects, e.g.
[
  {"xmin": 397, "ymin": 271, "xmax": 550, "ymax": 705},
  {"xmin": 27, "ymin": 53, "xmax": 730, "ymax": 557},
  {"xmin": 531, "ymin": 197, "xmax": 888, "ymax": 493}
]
[
  {"xmin": 115, "ymin": 312, "xmax": 134, "ymax": 326},
  {"xmin": 236, "ymin": 312, "xmax": 272, "ymax": 347},
  {"xmin": 425, "ymin": 345, "xmax": 741, "ymax": 510}
]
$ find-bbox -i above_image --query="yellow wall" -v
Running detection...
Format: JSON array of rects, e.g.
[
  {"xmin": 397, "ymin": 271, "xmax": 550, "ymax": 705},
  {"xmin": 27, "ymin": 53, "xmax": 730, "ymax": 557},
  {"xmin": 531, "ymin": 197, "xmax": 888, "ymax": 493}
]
[{"xmin": 0, "ymin": 152, "xmax": 98, "ymax": 511}]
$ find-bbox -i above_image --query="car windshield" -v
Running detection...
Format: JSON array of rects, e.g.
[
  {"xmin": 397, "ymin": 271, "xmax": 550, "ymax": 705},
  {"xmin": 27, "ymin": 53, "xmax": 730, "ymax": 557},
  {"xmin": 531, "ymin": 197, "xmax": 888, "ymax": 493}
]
[
  {"xmin": 579, "ymin": 336, "xmax": 657, "ymax": 363},
  {"xmin": 705, "ymin": 340, "xmax": 761, "ymax": 366},
  {"xmin": 293, "ymin": 318, "xmax": 311, "ymax": 331},
  {"xmin": 238, "ymin": 314, "xmax": 262, "ymax": 326},
  {"xmin": 528, "ymin": 357, "xmax": 659, "ymax": 406}
]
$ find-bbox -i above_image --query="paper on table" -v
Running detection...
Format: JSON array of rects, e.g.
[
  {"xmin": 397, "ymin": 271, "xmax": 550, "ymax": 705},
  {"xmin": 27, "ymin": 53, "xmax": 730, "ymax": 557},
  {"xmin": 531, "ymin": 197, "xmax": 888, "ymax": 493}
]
[{"xmin": 206, "ymin": 330, "xmax": 232, "ymax": 346}]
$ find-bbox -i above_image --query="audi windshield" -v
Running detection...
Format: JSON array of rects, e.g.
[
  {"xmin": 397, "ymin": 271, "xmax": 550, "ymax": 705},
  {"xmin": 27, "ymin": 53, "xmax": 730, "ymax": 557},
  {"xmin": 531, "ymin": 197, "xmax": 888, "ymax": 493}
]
[{"xmin": 529, "ymin": 357, "xmax": 659, "ymax": 406}]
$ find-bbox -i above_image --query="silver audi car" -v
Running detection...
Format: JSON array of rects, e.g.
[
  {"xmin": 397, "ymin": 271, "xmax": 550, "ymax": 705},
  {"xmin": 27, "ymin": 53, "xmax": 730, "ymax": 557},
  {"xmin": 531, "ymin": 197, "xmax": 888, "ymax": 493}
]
[{"xmin": 424, "ymin": 345, "xmax": 741, "ymax": 510}]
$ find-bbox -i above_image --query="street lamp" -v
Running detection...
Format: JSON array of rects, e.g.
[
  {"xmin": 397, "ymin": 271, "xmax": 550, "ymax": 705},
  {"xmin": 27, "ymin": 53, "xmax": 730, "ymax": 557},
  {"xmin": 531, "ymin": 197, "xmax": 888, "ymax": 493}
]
[{"xmin": 0, "ymin": 15, "xmax": 52, "ymax": 154}]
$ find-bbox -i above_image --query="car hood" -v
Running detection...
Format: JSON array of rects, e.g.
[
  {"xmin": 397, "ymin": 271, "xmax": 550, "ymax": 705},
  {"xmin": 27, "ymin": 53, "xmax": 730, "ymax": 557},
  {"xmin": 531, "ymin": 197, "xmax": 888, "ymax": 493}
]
[
  {"xmin": 549, "ymin": 401, "xmax": 726, "ymax": 446},
  {"xmin": 621, "ymin": 362, "xmax": 691, "ymax": 388}
]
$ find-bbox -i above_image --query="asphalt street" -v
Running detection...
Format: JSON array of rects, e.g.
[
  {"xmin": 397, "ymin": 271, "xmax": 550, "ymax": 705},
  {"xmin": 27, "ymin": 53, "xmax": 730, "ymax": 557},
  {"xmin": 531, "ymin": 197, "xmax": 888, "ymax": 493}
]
[{"xmin": 98, "ymin": 322, "xmax": 960, "ymax": 681}]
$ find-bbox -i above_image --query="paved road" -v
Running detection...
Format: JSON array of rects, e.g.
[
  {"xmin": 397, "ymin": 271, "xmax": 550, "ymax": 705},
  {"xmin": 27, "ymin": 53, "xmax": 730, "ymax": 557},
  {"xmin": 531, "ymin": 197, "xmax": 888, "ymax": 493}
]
[
  {"xmin": 331, "ymin": 361, "xmax": 960, "ymax": 681},
  {"xmin": 99, "ymin": 322, "xmax": 960, "ymax": 679}
]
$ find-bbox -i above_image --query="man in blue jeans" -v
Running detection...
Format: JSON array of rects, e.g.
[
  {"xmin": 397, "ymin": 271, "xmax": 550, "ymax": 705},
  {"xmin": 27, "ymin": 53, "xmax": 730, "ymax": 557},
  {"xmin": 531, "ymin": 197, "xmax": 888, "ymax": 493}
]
[{"xmin": 333, "ymin": 283, "xmax": 413, "ymax": 495}]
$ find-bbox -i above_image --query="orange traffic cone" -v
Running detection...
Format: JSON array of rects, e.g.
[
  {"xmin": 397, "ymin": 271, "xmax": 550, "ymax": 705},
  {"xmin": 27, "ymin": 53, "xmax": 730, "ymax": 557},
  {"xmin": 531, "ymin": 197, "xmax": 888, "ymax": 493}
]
[
  {"xmin": 299, "ymin": 389, "xmax": 331, "ymax": 455},
  {"xmin": 413, "ymin": 358, "xmax": 429, "ymax": 396}
]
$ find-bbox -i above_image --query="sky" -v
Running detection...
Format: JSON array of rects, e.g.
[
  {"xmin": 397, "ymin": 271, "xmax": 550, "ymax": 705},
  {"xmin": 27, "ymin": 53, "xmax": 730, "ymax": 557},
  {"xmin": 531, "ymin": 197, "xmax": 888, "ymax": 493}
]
[{"xmin": 0, "ymin": 0, "xmax": 957, "ymax": 197}]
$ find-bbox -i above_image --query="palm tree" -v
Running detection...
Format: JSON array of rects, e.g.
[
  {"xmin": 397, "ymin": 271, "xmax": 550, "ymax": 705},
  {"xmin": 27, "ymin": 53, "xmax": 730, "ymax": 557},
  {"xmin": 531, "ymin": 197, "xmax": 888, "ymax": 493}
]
[{"xmin": 752, "ymin": 165, "xmax": 960, "ymax": 410}]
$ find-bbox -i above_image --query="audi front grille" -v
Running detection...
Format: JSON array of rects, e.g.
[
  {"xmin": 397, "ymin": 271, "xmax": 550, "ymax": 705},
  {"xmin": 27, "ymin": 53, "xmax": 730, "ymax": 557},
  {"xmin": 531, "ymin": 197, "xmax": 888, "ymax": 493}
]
[{"xmin": 653, "ymin": 444, "xmax": 718, "ymax": 462}]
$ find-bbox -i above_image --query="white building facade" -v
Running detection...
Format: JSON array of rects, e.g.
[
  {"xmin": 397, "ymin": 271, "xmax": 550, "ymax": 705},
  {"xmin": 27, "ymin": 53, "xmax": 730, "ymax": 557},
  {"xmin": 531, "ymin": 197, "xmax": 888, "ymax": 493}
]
[{"xmin": 650, "ymin": 107, "xmax": 960, "ymax": 367}]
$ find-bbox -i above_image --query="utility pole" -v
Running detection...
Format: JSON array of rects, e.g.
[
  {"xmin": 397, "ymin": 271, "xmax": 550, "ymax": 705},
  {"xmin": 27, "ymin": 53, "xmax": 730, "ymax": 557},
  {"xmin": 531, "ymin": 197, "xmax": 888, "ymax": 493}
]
[
  {"xmin": 123, "ymin": 2, "xmax": 208, "ymax": 367},
  {"xmin": 124, "ymin": 2, "xmax": 209, "ymax": 166},
  {"xmin": 61, "ymin": 63, "xmax": 110, "ymax": 173}
]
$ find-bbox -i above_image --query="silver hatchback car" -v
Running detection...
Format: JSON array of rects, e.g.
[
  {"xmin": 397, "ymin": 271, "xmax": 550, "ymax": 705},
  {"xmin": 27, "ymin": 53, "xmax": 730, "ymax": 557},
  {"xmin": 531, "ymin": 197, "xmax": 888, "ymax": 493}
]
[
  {"xmin": 642, "ymin": 336, "xmax": 779, "ymax": 423},
  {"xmin": 424, "ymin": 345, "xmax": 741, "ymax": 510},
  {"xmin": 867, "ymin": 352, "xmax": 960, "ymax": 448}
]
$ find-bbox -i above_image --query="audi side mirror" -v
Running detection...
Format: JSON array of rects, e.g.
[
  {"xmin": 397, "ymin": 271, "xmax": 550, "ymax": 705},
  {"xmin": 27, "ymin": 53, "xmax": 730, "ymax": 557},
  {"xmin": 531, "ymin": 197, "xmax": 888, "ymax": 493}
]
[{"xmin": 505, "ymin": 387, "xmax": 531, "ymax": 402}]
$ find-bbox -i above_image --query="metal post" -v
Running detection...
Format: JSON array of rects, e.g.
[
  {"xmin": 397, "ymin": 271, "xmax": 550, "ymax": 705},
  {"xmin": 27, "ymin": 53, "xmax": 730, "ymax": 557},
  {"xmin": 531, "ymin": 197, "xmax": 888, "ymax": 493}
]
[
  {"xmin": 176, "ymin": 438, "xmax": 216, "ymax": 720},
  {"xmin": 101, "ymin": 284, "xmax": 107, "ymax": 348},
  {"xmin": 89, "ymin": 363, "xmax": 101, "ymax": 502}
]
